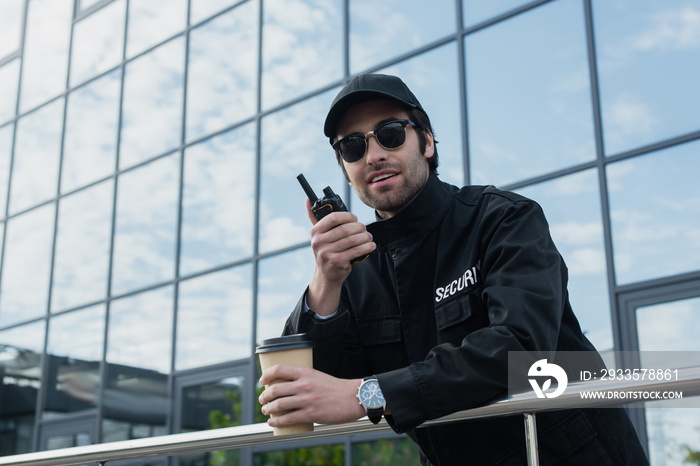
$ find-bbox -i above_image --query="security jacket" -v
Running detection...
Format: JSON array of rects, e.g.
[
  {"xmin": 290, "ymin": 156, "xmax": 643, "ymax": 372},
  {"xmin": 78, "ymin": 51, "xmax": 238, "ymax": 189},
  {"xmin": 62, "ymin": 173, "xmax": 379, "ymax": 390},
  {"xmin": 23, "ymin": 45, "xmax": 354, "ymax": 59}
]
[{"xmin": 284, "ymin": 173, "xmax": 647, "ymax": 465}]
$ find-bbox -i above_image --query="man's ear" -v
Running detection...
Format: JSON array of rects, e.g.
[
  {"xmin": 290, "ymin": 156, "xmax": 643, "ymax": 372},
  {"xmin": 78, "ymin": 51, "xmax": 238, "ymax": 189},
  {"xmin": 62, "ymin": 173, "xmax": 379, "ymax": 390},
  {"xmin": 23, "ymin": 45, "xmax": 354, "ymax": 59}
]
[{"xmin": 423, "ymin": 131, "xmax": 435, "ymax": 160}]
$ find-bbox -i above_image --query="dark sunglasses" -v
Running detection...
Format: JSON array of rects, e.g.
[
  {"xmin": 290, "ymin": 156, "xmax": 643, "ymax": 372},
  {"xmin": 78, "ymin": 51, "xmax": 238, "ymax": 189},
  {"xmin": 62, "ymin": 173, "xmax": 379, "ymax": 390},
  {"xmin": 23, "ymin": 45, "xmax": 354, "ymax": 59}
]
[{"xmin": 332, "ymin": 119, "xmax": 418, "ymax": 163}]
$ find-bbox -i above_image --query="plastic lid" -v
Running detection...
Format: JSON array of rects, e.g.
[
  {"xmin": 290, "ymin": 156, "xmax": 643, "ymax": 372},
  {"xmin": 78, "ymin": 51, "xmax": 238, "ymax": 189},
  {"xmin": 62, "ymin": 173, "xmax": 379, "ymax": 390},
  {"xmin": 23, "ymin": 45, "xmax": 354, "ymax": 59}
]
[{"xmin": 255, "ymin": 334, "xmax": 314, "ymax": 353}]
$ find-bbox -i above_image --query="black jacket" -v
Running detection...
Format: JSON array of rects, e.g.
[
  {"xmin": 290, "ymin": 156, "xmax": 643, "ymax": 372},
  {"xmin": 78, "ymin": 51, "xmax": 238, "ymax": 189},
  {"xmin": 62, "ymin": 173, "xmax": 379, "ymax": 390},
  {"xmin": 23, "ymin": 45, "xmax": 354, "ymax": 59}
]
[{"xmin": 284, "ymin": 174, "xmax": 647, "ymax": 465}]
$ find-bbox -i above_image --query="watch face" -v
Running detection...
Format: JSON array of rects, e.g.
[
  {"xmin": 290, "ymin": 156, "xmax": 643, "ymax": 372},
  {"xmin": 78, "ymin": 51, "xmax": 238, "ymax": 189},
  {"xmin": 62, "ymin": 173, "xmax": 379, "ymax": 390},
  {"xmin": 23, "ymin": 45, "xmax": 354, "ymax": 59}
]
[{"xmin": 359, "ymin": 380, "xmax": 385, "ymax": 409}]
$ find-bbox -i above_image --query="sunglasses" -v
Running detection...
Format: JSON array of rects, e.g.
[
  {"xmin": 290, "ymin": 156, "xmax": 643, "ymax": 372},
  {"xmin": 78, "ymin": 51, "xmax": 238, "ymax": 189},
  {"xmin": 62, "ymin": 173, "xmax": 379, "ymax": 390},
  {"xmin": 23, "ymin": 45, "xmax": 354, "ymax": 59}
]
[{"xmin": 332, "ymin": 119, "xmax": 417, "ymax": 163}]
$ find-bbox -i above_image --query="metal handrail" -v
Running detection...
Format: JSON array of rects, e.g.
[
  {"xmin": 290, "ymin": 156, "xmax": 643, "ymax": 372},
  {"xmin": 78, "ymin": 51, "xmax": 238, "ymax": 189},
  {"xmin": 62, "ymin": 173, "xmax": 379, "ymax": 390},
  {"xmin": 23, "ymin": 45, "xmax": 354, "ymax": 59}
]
[{"xmin": 2, "ymin": 365, "xmax": 699, "ymax": 466}]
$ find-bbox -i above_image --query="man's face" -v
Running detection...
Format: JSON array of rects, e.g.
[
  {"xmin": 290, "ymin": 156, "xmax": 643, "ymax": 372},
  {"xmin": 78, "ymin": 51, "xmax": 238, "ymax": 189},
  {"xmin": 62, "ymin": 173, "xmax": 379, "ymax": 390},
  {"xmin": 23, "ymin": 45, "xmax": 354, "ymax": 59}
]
[{"xmin": 334, "ymin": 99, "xmax": 434, "ymax": 219}]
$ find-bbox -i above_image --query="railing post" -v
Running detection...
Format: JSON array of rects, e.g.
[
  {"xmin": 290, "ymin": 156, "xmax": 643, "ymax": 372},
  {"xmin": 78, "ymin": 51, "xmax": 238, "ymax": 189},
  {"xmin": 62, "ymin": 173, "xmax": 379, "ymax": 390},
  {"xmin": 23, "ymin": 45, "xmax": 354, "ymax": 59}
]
[{"xmin": 523, "ymin": 413, "xmax": 539, "ymax": 466}]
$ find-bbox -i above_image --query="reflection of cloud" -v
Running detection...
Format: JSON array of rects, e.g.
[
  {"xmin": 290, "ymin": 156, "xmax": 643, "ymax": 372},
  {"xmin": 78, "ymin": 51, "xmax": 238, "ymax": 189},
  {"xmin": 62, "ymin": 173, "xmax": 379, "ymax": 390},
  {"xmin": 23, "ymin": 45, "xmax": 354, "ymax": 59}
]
[
  {"xmin": 111, "ymin": 155, "xmax": 179, "ymax": 295},
  {"xmin": 52, "ymin": 182, "xmax": 113, "ymax": 312},
  {"xmin": 259, "ymin": 216, "xmax": 308, "ymax": 253},
  {"xmin": 637, "ymin": 299, "xmax": 700, "ymax": 351},
  {"xmin": 62, "ymin": 70, "xmax": 121, "ymax": 193},
  {"xmin": 0, "ymin": 205, "xmax": 55, "ymax": 327},
  {"xmin": 186, "ymin": 0, "xmax": 258, "ymax": 142},
  {"xmin": 550, "ymin": 221, "xmax": 603, "ymax": 246},
  {"xmin": 107, "ymin": 286, "xmax": 174, "ymax": 374},
  {"xmin": 631, "ymin": 6, "xmax": 700, "ymax": 51},
  {"xmin": 126, "ymin": 0, "xmax": 186, "ymax": 58},
  {"xmin": 176, "ymin": 267, "xmax": 253, "ymax": 370},
  {"xmin": 0, "ymin": 59, "xmax": 20, "ymax": 123},
  {"xmin": 19, "ymin": 0, "xmax": 72, "ymax": 111},
  {"xmin": 0, "ymin": 0, "xmax": 23, "ymax": 58},
  {"xmin": 70, "ymin": 0, "xmax": 125, "ymax": 86},
  {"xmin": 48, "ymin": 305, "xmax": 106, "ymax": 360},
  {"xmin": 10, "ymin": 100, "xmax": 63, "ymax": 214},
  {"xmin": 604, "ymin": 92, "xmax": 656, "ymax": 138},
  {"xmin": 120, "ymin": 38, "xmax": 184, "ymax": 169}
]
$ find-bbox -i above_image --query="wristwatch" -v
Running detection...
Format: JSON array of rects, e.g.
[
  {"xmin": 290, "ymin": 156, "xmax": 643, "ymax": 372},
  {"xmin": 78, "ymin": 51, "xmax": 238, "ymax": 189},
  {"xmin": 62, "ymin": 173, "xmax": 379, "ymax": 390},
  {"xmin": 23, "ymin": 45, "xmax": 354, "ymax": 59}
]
[{"xmin": 356, "ymin": 377, "xmax": 386, "ymax": 424}]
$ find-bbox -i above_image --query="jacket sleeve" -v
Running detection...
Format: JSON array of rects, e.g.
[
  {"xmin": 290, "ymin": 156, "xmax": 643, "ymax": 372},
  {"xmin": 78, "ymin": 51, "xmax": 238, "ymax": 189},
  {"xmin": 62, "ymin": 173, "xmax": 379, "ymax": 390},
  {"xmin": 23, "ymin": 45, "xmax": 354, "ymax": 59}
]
[
  {"xmin": 283, "ymin": 288, "xmax": 370, "ymax": 379},
  {"xmin": 377, "ymin": 195, "xmax": 576, "ymax": 432}
]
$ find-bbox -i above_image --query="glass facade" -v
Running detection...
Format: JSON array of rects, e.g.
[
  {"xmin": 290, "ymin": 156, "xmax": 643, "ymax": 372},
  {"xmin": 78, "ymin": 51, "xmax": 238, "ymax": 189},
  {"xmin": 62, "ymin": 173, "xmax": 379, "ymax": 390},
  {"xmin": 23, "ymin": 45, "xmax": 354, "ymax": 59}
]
[{"xmin": 0, "ymin": 0, "xmax": 698, "ymax": 464}]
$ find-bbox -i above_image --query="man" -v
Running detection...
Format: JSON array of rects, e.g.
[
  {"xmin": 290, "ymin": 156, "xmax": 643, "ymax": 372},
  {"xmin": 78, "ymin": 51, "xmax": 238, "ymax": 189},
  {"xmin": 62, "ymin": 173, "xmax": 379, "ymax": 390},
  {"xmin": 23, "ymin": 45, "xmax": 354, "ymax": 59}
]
[{"xmin": 258, "ymin": 74, "xmax": 648, "ymax": 465}]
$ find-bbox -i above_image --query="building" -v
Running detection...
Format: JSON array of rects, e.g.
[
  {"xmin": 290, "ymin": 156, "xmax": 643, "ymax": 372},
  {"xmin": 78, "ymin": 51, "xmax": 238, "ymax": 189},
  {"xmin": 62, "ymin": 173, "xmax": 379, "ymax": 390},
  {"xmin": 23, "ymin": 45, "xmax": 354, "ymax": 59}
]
[{"xmin": 0, "ymin": 0, "xmax": 698, "ymax": 464}]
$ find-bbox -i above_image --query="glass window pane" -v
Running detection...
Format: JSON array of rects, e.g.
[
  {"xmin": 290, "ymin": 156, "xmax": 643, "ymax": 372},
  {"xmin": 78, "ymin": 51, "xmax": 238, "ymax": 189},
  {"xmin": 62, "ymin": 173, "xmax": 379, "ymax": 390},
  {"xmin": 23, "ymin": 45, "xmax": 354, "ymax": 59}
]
[
  {"xmin": 465, "ymin": 0, "xmax": 595, "ymax": 187},
  {"xmin": 180, "ymin": 124, "xmax": 255, "ymax": 275},
  {"xmin": 119, "ymin": 38, "xmax": 185, "ymax": 170},
  {"xmin": 607, "ymin": 140, "xmax": 700, "ymax": 285},
  {"xmin": 261, "ymin": 0, "xmax": 342, "ymax": 110},
  {"xmin": 259, "ymin": 90, "xmax": 344, "ymax": 254},
  {"xmin": 349, "ymin": 0, "xmax": 455, "ymax": 73},
  {"xmin": 254, "ymin": 445, "xmax": 344, "ymax": 465},
  {"xmin": 186, "ymin": 0, "xmax": 258, "ymax": 142},
  {"xmin": 257, "ymin": 248, "xmax": 314, "ymax": 343},
  {"xmin": 0, "ymin": 124, "xmax": 12, "ymax": 218},
  {"xmin": 176, "ymin": 266, "xmax": 253, "ymax": 370},
  {"xmin": 44, "ymin": 304, "xmax": 106, "ymax": 418},
  {"xmin": 0, "ymin": 204, "xmax": 54, "ymax": 327},
  {"xmin": 103, "ymin": 286, "xmax": 173, "ymax": 442},
  {"xmin": 69, "ymin": 0, "xmax": 126, "ymax": 86},
  {"xmin": 51, "ymin": 180, "xmax": 113, "ymax": 312},
  {"xmin": 380, "ymin": 43, "xmax": 464, "ymax": 188},
  {"xmin": 62, "ymin": 69, "xmax": 121, "ymax": 193},
  {"xmin": 0, "ymin": 321, "xmax": 45, "ymax": 455},
  {"xmin": 10, "ymin": 99, "xmax": 64, "ymax": 215},
  {"xmin": 637, "ymin": 297, "xmax": 700, "ymax": 466},
  {"xmin": 0, "ymin": 0, "xmax": 24, "ymax": 59},
  {"xmin": 353, "ymin": 438, "xmax": 421, "ymax": 466},
  {"xmin": 190, "ymin": 0, "xmax": 241, "ymax": 25},
  {"xmin": 111, "ymin": 155, "xmax": 179, "ymax": 295},
  {"xmin": 178, "ymin": 376, "xmax": 243, "ymax": 466},
  {"xmin": 126, "ymin": 0, "xmax": 186, "ymax": 58},
  {"xmin": 517, "ymin": 170, "xmax": 612, "ymax": 351},
  {"xmin": 462, "ymin": 0, "xmax": 532, "ymax": 28},
  {"xmin": 0, "ymin": 59, "xmax": 20, "ymax": 124},
  {"xmin": 594, "ymin": 0, "xmax": 700, "ymax": 155},
  {"xmin": 19, "ymin": 0, "xmax": 72, "ymax": 111}
]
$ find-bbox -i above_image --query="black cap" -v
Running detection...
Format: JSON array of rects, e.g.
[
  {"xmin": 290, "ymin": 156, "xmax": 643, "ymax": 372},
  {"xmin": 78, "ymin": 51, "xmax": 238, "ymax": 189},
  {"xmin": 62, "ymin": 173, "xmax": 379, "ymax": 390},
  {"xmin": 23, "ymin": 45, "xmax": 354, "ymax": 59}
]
[{"xmin": 324, "ymin": 74, "xmax": 424, "ymax": 138}]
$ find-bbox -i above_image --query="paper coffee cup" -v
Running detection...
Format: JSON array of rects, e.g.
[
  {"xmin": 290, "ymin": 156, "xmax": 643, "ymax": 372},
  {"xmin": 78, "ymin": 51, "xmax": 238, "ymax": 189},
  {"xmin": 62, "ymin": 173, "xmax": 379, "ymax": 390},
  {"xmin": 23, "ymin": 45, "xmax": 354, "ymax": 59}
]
[{"xmin": 256, "ymin": 334, "xmax": 314, "ymax": 436}]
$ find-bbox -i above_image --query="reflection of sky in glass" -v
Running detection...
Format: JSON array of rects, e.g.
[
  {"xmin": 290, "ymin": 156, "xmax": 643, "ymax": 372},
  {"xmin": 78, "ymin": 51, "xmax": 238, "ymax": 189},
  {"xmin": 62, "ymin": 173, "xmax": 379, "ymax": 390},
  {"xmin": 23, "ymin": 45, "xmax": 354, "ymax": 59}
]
[
  {"xmin": 262, "ymin": 0, "xmax": 343, "ymax": 110},
  {"xmin": 10, "ymin": 99, "xmax": 63, "ymax": 215},
  {"xmin": 0, "ymin": 59, "xmax": 20, "ymax": 123},
  {"xmin": 190, "ymin": 0, "xmax": 241, "ymax": 25},
  {"xmin": 45, "ymin": 305, "xmax": 106, "ymax": 414},
  {"xmin": 594, "ymin": 0, "xmax": 700, "ymax": 155},
  {"xmin": 517, "ymin": 170, "xmax": 612, "ymax": 351},
  {"xmin": 381, "ymin": 43, "xmax": 464, "ymax": 187},
  {"xmin": 19, "ymin": 0, "xmax": 72, "ymax": 112},
  {"xmin": 350, "ymin": 0, "xmax": 455, "ymax": 73},
  {"xmin": 112, "ymin": 155, "xmax": 179, "ymax": 296},
  {"xmin": 0, "ymin": 0, "xmax": 23, "ymax": 59},
  {"xmin": 62, "ymin": 70, "xmax": 121, "ymax": 194},
  {"xmin": 119, "ymin": 38, "xmax": 184, "ymax": 170},
  {"xmin": 0, "ymin": 204, "xmax": 54, "ymax": 327},
  {"xmin": 463, "ymin": 0, "xmax": 531, "ymax": 27},
  {"xmin": 259, "ymin": 89, "xmax": 345, "ymax": 254},
  {"xmin": 466, "ymin": 0, "xmax": 595, "ymax": 187},
  {"xmin": 126, "ymin": 0, "xmax": 186, "ymax": 58},
  {"xmin": 0, "ymin": 320, "xmax": 45, "ymax": 354},
  {"xmin": 607, "ymin": 140, "xmax": 700, "ymax": 285},
  {"xmin": 176, "ymin": 265, "xmax": 253, "ymax": 370},
  {"xmin": 181, "ymin": 123, "xmax": 256, "ymax": 275},
  {"xmin": 69, "ymin": 0, "xmax": 125, "ymax": 86},
  {"xmin": 257, "ymin": 248, "xmax": 314, "ymax": 343},
  {"xmin": 0, "ymin": 125, "xmax": 12, "ymax": 217},
  {"xmin": 186, "ymin": 0, "xmax": 258, "ymax": 142},
  {"xmin": 638, "ymin": 297, "xmax": 700, "ymax": 466},
  {"xmin": 107, "ymin": 286, "xmax": 174, "ymax": 374},
  {"xmin": 52, "ymin": 181, "xmax": 113, "ymax": 313}
]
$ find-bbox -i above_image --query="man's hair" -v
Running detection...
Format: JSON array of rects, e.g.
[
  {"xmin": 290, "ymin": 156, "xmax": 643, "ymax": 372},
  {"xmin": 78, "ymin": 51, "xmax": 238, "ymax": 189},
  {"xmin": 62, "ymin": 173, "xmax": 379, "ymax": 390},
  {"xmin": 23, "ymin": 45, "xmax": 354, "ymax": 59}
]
[{"xmin": 333, "ymin": 106, "xmax": 439, "ymax": 179}]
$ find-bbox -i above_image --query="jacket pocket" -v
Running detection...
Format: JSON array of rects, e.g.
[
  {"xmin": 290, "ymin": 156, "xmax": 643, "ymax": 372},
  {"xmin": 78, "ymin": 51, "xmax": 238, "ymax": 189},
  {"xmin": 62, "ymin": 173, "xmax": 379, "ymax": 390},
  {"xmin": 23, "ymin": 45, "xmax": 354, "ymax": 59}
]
[
  {"xmin": 434, "ymin": 290, "xmax": 487, "ymax": 345},
  {"xmin": 355, "ymin": 316, "xmax": 402, "ymax": 346}
]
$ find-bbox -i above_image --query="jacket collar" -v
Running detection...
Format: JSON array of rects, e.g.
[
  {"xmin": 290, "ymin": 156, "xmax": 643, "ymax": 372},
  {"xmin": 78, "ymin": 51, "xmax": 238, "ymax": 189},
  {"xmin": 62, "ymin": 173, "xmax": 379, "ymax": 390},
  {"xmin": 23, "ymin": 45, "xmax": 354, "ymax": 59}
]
[{"xmin": 367, "ymin": 172, "xmax": 453, "ymax": 251}]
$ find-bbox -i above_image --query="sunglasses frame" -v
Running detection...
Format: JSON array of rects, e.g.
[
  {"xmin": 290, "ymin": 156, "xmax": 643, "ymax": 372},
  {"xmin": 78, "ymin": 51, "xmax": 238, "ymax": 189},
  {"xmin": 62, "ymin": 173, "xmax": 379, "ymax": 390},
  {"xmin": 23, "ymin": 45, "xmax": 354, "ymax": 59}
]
[{"xmin": 332, "ymin": 119, "xmax": 418, "ymax": 163}]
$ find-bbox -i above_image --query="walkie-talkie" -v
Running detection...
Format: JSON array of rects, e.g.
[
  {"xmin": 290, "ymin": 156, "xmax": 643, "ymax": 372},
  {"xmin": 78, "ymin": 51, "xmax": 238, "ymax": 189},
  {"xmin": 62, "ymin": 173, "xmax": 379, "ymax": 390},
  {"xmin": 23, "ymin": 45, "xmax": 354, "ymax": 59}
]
[{"xmin": 297, "ymin": 173, "xmax": 367, "ymax": 264}]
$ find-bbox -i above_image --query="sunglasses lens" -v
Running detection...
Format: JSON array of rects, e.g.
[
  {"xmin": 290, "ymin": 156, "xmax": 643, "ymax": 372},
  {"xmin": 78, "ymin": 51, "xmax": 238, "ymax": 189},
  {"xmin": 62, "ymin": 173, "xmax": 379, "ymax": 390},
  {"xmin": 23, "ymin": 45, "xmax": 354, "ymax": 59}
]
[
  {"xmin": 376, "ymin": 121, "xmax": 407, "ymax": 149},
  {"xmin": 337, "ymin": 136, "xmax": 366, "ymax": 163}
]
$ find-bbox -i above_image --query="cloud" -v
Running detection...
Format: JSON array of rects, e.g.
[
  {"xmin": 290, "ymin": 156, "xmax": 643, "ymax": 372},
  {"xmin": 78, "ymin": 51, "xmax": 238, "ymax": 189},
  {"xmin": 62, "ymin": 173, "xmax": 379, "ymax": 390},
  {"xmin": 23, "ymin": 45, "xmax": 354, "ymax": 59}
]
[
  {"xmin": 631, "ymin": 6, "xmax": 700, "ymax": 52},
  {"xmin": 604, "ymin": 92, "xmax": 656, "ymax": 137}
]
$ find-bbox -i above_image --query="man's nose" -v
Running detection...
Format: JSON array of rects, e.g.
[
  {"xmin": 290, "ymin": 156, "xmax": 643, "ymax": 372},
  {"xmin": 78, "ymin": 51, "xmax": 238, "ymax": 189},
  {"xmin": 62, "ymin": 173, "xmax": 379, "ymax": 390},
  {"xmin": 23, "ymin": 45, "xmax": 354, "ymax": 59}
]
[{"xmin": 365, "ymin": 135, "xmax": 387, "ymax": 165}]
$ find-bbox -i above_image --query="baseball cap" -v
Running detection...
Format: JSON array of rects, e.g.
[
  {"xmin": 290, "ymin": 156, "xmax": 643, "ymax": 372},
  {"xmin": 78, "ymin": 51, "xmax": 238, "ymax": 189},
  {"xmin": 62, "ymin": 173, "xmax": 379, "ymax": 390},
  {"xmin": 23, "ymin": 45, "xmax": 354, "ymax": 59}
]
[{"xmin": 324, "ymin": 74, "xmax": 424, "ymax": 138}]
